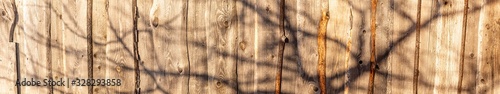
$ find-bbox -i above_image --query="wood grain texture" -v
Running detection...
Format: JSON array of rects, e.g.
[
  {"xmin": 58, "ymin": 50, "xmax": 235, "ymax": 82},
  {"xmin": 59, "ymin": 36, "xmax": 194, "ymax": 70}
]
[
  {"xmin": 347, "ymin": 0, "xmax": 372, "ymax": 93},
  {"xmin": 477, "ymin": 0, "xmax": 500, "ymax": 93},
  {"xmin": 253, "ymin": 0, "xmax": 281, "ymax": 93},
  {"xmin": 418, "ymin": 0, "xmax": 438, "ymax": 93},
  {"xmin": 460, "ymin": 0, "xmax": 483, "ymax": 93},
  {"xmin": 186, "ymin": 0, "xmax": 208, "ymax": 93},
  {"xmin": 51, "ymin": 0, "xmax": 90, "ymax": 93},
  {"xmin": 137, "ymin": 0, "xmax": 158, "ymax": 93},
  {"xmin": 91, "ymin": 0, "xmax": 109, "ymax": 93},
  {"xmin": 205, "ymin": 0, "xmax": 238, "ymax": 93},
  {"xmin": 0, "ymin": 43, "xmax": 17, "ymax": 94},
  {"xmin": 236, "ymin": 0, "xmax": 257, "ymax": 93},
  {"xmin": 372, "ymin": 0, "xmax": 391, "ymax": 93},
  {"xmin": 104, "ymin": 0, "xmax": 137, "ymax": 93},
  {"xmin": 386, "ymin": 0, "xmax": 417, "ymax": 93},
  {"xmin": 18, "ymin": 0, "xmax": 51, "ymax": 93},
  {"xmin": 281, "ymin": 0, "xmax": 322, "ymax": 93},
  {"xmin": 0, "ymin": 0, "xmax": 17, "ymax": 93},
  {"xmin": 138, "ymin": 0, "xmax": 189, "ymax": 93},
  {"xmin": 326, "ymin": 0, "xmax": 351, "ymax": 93}
]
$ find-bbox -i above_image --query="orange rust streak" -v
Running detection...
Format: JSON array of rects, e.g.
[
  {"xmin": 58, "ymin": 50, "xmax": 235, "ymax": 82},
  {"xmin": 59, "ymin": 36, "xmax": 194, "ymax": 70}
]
[
  {"xmin": 317, "ymin": 10, "xmax": 329, "ymax": 94},
  {"xmin": 368, "ymin": 0, "xmax": 378, "ymax": 94}
]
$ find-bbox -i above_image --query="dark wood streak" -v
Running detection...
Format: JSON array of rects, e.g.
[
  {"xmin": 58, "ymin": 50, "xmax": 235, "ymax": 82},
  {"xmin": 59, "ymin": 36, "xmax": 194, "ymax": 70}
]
[
  {"xmin": 457, "ymin": 0, "xmax": 468, "ymax": 93},
  {"xmin": 275, "ymin": 0, "xmax": 286, "ymax": 94},
  {"xmin": 132, "ymin": 0, "xmax": 140, "ymax": 93},
  {"xmin": 87, "ymin": 0, "xmax": 93, "ymax": 93},
  {"xmin": 414, "ymin": 0, "xmax": 422, "ymax": 93}
]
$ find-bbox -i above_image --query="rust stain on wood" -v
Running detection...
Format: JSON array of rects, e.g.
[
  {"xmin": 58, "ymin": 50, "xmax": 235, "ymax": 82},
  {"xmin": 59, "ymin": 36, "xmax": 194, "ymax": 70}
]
[
  {"xmin": 368, "ymin": 0, "xmax": 378, "ymax": 93},
  {"xmin": 457, "ymin": 0, "xmax": 469, "ymax": 93},
  {"xmin": 317, "ymin": 8, "xmax": 329, "ymax": 94},
  {"xmin": 414, "ymin": 0, "xmax": 422, "ymax": 93}
]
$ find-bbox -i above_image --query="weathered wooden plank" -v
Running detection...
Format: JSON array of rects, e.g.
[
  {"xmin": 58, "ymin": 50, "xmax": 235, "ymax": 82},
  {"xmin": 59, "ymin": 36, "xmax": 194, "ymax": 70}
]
[
  {"xmin": 0, "ymin": 1, "xmax": 17, "ymax": 91},
  {"xmin": 236, "ymin": 0, "xmax": 257, "ymax": 93},
  {"xmin": 104, "ymin": 0, "xmax": 136, "ymax": 93},
  {"xmin": 477, "ymin": 0, "xmax": 500, "ymax": 93},
  {"xmin": 50, "ymin": 0, "xmax": 90, "ymax": 93},
  {"xmin": 252, "ymin": 0, "xmax": 282, "ymax": 93},
  {"xmin": 186, "ymin": 0, "xmax": 208, "ymax": 93},
  {"xmin": 0, "ymin": 43, "xmax": 17, "ymax": 94},
  {"xmin": 436, "ymin": 0, "xmax": 464, "ymax": 93},
  {"xmin": 418, "ymin": 0, "xmax": 465, "ymax": 93},
  {"xmin": 326, "ymin": 0, "xmax": 351, "ymax": 93},
  {"xmin": 282, "ymin": 0, "xmax": 299, "ymax": 93},
  {"xmin": 371, "ymin": 0, "xmax": 393, "ymax": 93},
  {"xmin": 459, "ymin": 0, "xmax": 483, "ymax": 93},
  {"xmin": 418, "ymin": 0, "xmax": 438, "ymax": 93},
  {"xmin": 281, "ymin": 0, "xmax": 321, "ymax": 93},
  {"xmin": 386, "ymin": 0, "xmax": 417, "ymax": 93},
  {"xmin": 18, "ymin": 0, "xmax": 51, "ymax": 93},
  {"xmin": 91, "ymin": 0, "xmax": 109, "ymax": 93},
  {"xmin": 346, "ymin": 0, "xmax": 372, "ymax": 93},
  {"xmin": 204, "ymin": 0, "xmax": 238, "ymax": 93},
  {"xmin": 138, "ymin": 0, "xmax": 189, "ymax": 93},
  {"xmin": 137, "ymin": 0, "xmax": 157, "ymax": 93},
  {"xmin": 49, "ymin": 0, "xmax": 64, "ymax": 93}
]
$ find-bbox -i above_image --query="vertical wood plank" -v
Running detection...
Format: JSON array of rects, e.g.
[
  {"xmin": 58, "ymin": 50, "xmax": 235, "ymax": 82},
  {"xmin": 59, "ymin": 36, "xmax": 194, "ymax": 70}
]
[
  {"xmin": 204, "ymin": 0, "xmax": 238, "ymax": 93},
  {"xmin": 91, "ymin": 0, "xmax": 109, "ymax": 93},
  {"xmin": 137, "ymin": 0, "xmax": 157, "ymax": 93},
  {"xmin": 460, "ymin": 0, "xmax": 483, "ymax": 93},
  {"xmin": 386, "ymin": 0, "xmax": 417, "ymax": 93},
  {"xmin": 186, "ymin": 0, "xmax": 208, "ymax": 93},
  {"xmin": 236, "ymin": 0, "xmax": 257, "ymax": 93},
  {"xmin": 437, "ymin": 0, "xmax": 464, "ymax": 93},
  {"xmin": 347, "ymin": 0, "xmax": 372, "ymax": 93},
  {"xmin": 0, "ymin": 43, "xmax": 17, "ymax": 94},
  {"xmin": 0, "ymin": 1, "xmax": 17, "ymax": 92},
  {"xmin": 51, "ymin": 0, "xmax": 90, "ymax": 93},
  {"xmin": 418, "ymin": 0, "xmax": 438, "ymax": 93},
  {"xmin": 49, "ymin": 0, "xmax": 64, "ymax": 93},
  {"xmin": 138, "ymin": 0, "xmax": 189, "ymax": 93},
  {"xmin": 104, "ymin": 0, "xmax": 136, "ymax": 93},
  {"xmin": 371, "ymin": 0, "xmax": 393, "ymax": 93},
  {"xmin": 282, "ymin": 0, "xmax": 298, "ymax": 93},
  {"xmin": 281, "ymin": 0, "xmax": 322, "ymax": 93},
  {"xmin": 326, "ymin": 0, "xmax": 351, "ymax": 93},
  {"xmin": 243, "ymin": 0, "xmax": 283, "ymax": 93},
  {"xmin": 477, "ymin": 0, "xmax": 500, "ymax": 93},
  {"xmin": 19, "ymin": 0, "xmax": 51, "ymax": 93}
]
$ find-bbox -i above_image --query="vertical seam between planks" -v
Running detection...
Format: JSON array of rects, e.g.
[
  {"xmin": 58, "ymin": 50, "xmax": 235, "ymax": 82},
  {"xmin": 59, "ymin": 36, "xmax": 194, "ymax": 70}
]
[
  {"xmin": 457, "ymin": 0, "xmax": 469, "ymax": 93},
  {"xmin": 414, "ymin": 0, "xmax": 422, "ymax": 93},
  {"xmin": 368, "ymin": 0, "xmax": 378, "ymax": 93},
  {"xmin": 47, "ymin": 0, "xmax": 53, "ymax": 93},
  {"xmin": 275, "ymin": 0, "xmax": 286, "ymax": 93},
  {"xmin": 9, "ymin": 0, "xmax": 18, "ymax": 42},
  {"xmin": 87, "ymin": 0, "xmax": 93, "ymax": 93},
  {"xmin": 184, "ymin": 0, "xmax": 190, "ymax": 94},
  {"xmin": 132, "ymin": 0, "xmax": 140, "ymax": 93},
  {"xmin": 15, "ymin": 43, "xmax": 20, "ymax": 94},
  {"xmin": 317, "ymin": 0, "xmax": 329, "ymax": 93}
]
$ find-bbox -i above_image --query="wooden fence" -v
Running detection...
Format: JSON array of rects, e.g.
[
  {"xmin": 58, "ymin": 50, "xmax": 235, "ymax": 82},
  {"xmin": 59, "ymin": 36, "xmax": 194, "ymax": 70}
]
[{"xmin": 1, "ymin": 0, "xmax": 499, "ymax": 93}]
